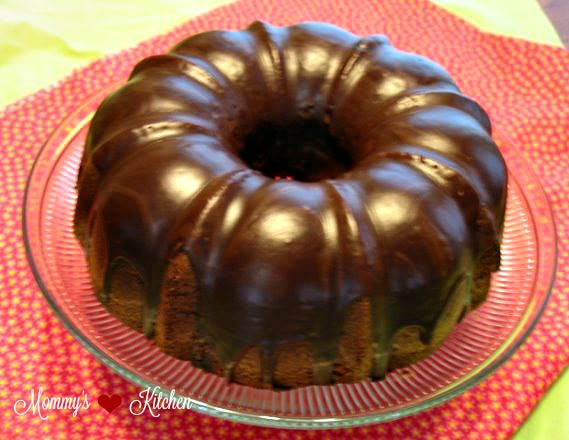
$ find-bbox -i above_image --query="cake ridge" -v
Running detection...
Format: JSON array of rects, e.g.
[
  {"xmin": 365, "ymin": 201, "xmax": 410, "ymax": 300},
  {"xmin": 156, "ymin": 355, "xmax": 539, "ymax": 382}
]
[
  {"xmin": 378, "ymin": 87, "xmax": 492, "ymax": 133},
  {"xmin": 247, "ymin": 21, "xmax": 289, "ymax": 112},
  {"xmin": 130, "ymin": 53, "xmax": 231, "ymax": 95}
]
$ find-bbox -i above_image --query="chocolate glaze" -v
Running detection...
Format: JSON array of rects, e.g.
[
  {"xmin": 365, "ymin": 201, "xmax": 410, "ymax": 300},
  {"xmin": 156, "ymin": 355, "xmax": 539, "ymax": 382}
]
[{"xmin": 74, "ymin": 21, "xmax": 507, "ymax": 385}]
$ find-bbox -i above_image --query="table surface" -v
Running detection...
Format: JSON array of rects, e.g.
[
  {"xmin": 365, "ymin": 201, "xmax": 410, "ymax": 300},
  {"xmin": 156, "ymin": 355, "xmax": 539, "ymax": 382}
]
[
  {"xmin": 514, "ymin": 2, "xmax": 568, "ymax": 438},
  {"xmin": 539, "ymin": 0, "xmax": 569, "ymax": 46}
]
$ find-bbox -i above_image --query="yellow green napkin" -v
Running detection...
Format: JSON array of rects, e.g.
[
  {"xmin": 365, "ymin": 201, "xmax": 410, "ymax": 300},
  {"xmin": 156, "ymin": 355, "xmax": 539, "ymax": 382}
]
[{"xmin": 0, "ymin": 0, "xmax": 562, "ymax": 106}]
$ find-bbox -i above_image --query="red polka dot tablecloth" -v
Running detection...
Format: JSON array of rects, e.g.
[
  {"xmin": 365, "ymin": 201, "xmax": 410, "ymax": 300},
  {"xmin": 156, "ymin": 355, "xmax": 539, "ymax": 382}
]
[{"xmin": 0, "ymin": 0, "xmax": 568, "ymax": 438}]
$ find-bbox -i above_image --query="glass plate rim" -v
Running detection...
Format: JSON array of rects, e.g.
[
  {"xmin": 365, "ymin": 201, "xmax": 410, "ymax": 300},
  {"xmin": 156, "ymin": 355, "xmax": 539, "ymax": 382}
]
[{"xmin": 22, "ymin": 84, "xmax": 558, "ymax": 429}]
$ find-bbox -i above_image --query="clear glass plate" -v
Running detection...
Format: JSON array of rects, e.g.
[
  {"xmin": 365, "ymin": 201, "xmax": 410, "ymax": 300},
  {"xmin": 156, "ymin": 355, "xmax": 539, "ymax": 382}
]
[{"xmin": 23, "ymin": 84, "xmax": 557, "ymax": 428}]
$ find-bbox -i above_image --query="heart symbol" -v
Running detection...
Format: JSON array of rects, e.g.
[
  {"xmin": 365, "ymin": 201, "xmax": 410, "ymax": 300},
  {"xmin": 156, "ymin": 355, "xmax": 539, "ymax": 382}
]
[{"xmin": 97, "ymin": 394, "xmax": 122, "ymax": 413}]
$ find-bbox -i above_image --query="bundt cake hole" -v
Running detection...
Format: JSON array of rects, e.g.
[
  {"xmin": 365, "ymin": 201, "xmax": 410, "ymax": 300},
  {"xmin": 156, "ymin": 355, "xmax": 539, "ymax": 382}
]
[{"xmin": 239, "ymin": 119, "xmax": 354, "ymax": 182}]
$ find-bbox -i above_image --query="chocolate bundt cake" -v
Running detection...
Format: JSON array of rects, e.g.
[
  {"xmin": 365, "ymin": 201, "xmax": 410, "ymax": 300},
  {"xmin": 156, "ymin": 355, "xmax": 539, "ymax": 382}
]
[{"xmin": 74, "ymin": 21, "xmax": 507, "ymax": 389}]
